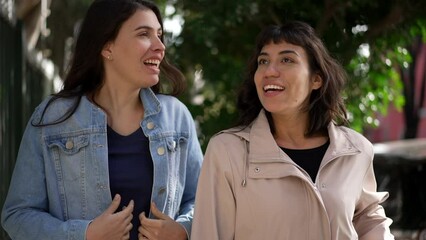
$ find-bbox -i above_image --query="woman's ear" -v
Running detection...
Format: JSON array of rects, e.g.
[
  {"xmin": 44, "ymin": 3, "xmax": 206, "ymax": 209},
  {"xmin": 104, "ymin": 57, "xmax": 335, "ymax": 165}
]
[
  {"xmin": 311, "ymin": 73, "xmax": 323, "ymax": 90},
  {"xmin": 101, "ymin": 42, "xmax": 113, "ymax": 60}
]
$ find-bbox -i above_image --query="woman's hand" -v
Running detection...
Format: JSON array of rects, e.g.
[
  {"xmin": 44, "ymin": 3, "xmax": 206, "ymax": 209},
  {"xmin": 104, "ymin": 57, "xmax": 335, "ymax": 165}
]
[
  {"xmin": 138, "ymin": 202, "xmax": 187, "ymax": 240},
  {"xmin": 87, "ymin": 194, "xmax": 134, "ymax": 240}
]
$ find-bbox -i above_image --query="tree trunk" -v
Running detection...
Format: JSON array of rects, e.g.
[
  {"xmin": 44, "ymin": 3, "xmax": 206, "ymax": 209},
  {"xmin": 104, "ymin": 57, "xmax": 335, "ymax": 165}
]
[{"xmin": 402, "ymin": 37, "xmax": 426, "ymax": 139}]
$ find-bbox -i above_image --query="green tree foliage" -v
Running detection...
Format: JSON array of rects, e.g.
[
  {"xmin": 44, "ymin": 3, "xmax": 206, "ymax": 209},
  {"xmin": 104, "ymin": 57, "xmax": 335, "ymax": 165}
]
[
  {"xmin": 168, "ymin": 0, "xmax": 426, "ymax": 149},
  {"xmin": 44, "ymin": 0, "xmax": 426, "ymax": 149}
]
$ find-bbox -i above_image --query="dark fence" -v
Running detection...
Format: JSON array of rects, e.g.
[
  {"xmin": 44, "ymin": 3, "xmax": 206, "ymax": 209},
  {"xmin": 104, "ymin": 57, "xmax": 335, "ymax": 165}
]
[{"xmin": 0, "ymin": 14, "xmax": 54, "ymax": 240}]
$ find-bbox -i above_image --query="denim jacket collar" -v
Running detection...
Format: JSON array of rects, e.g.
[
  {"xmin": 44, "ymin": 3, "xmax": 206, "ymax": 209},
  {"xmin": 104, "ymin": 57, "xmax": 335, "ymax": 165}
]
[{"xmin": 140, "ymin": 88, "xmax": 161, "ymax": 117}]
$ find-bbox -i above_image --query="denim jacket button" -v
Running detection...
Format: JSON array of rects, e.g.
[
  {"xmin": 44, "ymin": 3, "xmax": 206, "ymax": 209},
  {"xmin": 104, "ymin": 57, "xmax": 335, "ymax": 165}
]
[
  {"xmin": 147, "ymin": 122, "xmax": 155, "ymax": 130},
  {"xmin": 157, "ymin": 147, "xmax": 165, "ymax": 155},
  {"xmin": 65, "ymin": 140, "xmax": 74, "ymax": 149}
]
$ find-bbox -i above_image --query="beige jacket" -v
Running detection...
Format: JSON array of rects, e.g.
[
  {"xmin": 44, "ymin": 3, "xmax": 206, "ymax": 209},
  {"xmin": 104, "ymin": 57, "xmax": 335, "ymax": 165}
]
[{"xmin": 192, "ymin": 110, "xmax": 394, "ymax": 240}]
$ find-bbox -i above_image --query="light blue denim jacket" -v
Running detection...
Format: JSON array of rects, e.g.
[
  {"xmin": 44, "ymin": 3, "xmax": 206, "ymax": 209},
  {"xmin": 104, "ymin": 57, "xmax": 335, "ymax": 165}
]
[{"xmin": 1, "ymin": 88, "xmax": 203, "ymax": 240}]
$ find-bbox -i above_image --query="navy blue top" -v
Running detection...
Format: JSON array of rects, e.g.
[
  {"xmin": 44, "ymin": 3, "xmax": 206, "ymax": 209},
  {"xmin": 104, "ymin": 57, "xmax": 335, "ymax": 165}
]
[
  {"xmin": 108, "ymin": 126, "xmax": 153, "ymax": 240},
  {"xmin": 281, "ymin": 140, "xmax": 329, "ymax": 182}
]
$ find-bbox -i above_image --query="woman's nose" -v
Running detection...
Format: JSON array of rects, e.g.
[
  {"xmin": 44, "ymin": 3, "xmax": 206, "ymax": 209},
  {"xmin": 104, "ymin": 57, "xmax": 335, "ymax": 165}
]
[
  {"xmin": 153, "ymin": 36, "xmax": 165, "ymax": 52},
  {"xmin": 264, "ymin": 64, "xmax": 280, "ymax": 77}
]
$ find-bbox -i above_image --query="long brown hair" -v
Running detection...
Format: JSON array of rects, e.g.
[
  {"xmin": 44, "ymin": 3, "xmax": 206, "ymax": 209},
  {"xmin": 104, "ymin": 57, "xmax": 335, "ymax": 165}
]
[{"xmin": 33, "ymin": 0, "xmax": 185, "ymax": 126}]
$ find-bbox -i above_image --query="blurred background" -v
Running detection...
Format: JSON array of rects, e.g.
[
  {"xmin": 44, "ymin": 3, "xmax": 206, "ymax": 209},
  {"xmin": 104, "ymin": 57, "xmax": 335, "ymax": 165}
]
[{"xmin": 1, "ymin": 0, "xmax": 425, "ymax": 239}]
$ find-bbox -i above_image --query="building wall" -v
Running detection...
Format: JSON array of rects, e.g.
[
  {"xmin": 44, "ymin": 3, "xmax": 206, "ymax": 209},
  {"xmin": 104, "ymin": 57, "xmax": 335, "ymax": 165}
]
[{"xmin": 365, "ymin": 105, "xmax": 426, "ymax": 143}]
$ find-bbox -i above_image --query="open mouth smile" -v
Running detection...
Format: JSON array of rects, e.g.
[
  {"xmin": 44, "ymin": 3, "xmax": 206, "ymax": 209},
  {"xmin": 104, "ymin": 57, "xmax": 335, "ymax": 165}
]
[{"xmin": 263, "ymin": 84, "xmax": 285, "ymax": 92}]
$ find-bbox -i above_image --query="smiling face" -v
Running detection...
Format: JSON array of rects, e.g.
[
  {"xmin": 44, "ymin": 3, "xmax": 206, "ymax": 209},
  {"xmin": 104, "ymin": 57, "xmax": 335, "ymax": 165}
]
[
  {"xmin": 254, "ymin": 41, "xmax": 322, "ymax": 118},
  {"xmin": 101, "ymin": 9, "xmax": 165, "ymax": 90}
]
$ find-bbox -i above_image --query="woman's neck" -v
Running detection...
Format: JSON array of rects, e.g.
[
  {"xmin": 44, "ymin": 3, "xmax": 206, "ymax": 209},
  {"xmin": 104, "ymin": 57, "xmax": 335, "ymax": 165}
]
[
  {"xmin": 271, "ymin": 113, "xmax": 328, "ymax": 149},
  {"xmin": 92, "ymin": 86, "xmax": 144, "ymax": 136}
]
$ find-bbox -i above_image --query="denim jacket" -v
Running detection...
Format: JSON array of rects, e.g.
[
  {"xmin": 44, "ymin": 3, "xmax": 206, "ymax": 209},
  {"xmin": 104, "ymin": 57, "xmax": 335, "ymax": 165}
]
[{"xmin": 1, "ymin": 88, "xmax": 203, "ymax": 240}]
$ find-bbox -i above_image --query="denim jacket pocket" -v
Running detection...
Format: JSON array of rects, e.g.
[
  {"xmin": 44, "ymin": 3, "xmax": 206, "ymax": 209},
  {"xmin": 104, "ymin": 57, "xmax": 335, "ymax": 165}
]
[
  {"xmin": 164, "ymin": 135, "xmax": 189, "ymax": 165},
  {"xmin": 47, "ymin": 135, "xmax": 90, "ymax": 155},
  {"xmin": 165, "ymin": 135, "xmax": 187, "ymax": 152},
  {"xmin": 45, "ymin": 134, "xmax": 91, "ymax": 219}
]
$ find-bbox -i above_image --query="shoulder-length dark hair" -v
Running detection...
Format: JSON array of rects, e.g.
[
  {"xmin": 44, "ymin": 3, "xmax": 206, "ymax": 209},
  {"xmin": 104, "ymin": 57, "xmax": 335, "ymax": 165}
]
[
  {"xmin": 34, "ymin": 0, "xmax": 185, "ymax": 126},
  {"xmin": 236, "ymin": 21, "xmax": 348, "ymax": 136}
]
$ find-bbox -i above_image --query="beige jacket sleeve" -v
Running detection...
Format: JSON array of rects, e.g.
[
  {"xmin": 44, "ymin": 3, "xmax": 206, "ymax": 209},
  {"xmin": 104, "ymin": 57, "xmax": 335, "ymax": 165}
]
[
  {"xmin": 353, "ymin": 161, "xmax": 395, "ymax": 240},
  {"xmin": 191, "ymin": 136, "xmax": 236, "ymax": 240}
]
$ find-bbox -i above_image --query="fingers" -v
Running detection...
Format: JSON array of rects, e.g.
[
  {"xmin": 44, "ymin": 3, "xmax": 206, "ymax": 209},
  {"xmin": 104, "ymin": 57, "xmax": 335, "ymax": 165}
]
[
  {"xmin": 139, "ymin": 212, "xmax": 154, "ymax": 234},
  {"xmin": 139, "ymin": 211, "xmax": 155, "ymax": 226},
  {"xmin": 120, "ymin": 200, "xmax": 134, "ymax": 228},
  {"xmin": 138, "ymin": 232, "xmax": 149, "ymax": 239},
  {"xmin": 139, "ymin": 211, "xmax": 148, "ymax": 223},
  {"xmin": 106, "ymin": 194, "xmax": 121, "ymax": 214},
  {"xmin": 150, "ymin": 202, "xmax": 170, "ymax": 220},
  {"xmin": 122, "ymin": 201, "xmax": 134, "ymax": 239},
  {"xmin": 122, "ymin": 199, "xmax": 134, "ymax": 215},
  {"xmin": 125, "ymin": 221, "xmax": 133, "ymax": 232},
  {"xmin": 123, "ymin": 232, "xmax": 130, "ymax": 240},
  {"xmin": 138, "ymin": 225, "xmax": 152, "ymax": 240}
]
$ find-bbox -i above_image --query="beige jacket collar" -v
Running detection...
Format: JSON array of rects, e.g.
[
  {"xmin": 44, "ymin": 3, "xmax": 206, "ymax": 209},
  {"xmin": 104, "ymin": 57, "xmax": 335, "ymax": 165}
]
[{"xmin": 223, "ymin": 109, "xmax": 361, "ymax": 166}]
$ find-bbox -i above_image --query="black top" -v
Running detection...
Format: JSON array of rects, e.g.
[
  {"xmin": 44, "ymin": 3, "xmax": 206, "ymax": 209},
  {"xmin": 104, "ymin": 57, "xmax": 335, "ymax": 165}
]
[
  {"xmin": 108, "ymin": 126, "xmax": 153, "ymax": 240},
  {"xmin": 281, "ymin": 140, "xmax": 330, "ymax": 182}
]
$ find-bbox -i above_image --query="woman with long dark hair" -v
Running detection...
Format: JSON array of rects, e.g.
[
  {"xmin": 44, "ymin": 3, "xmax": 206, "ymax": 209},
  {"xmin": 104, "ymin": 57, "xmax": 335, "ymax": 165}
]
[{"xmin": 1, "ymin": 1, "xmax": 203, "ymax": 239}]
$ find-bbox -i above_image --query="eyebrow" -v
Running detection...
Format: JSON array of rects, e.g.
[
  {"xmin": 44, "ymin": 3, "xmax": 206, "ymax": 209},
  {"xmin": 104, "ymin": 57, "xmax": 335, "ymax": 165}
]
[
  {"xmin": 134, "ymin": 25, "xmax": 163, "ymax": 33},
  {"xmin": 258, "ymin": 49, "xmax": 300, "ymax": 57}
]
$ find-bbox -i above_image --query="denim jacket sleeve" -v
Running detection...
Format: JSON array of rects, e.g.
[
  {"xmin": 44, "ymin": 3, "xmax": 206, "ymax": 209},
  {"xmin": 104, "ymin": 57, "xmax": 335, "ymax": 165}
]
[
  {"xmin": 1, "ymin": 110, "xmax": 90, "ymax": 240},
  {"xmin": 174, "ymin": 105, "xmax": 203, "ymax": 238}
]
